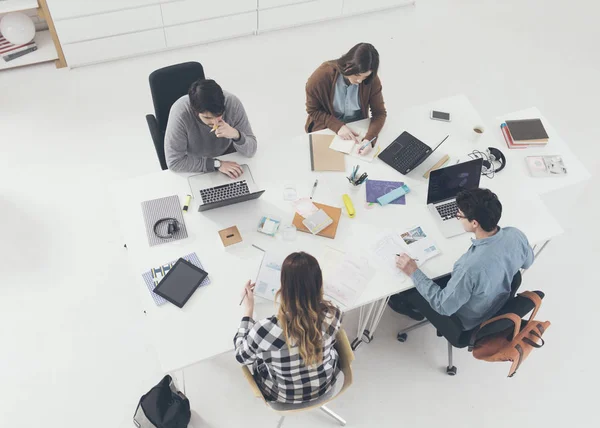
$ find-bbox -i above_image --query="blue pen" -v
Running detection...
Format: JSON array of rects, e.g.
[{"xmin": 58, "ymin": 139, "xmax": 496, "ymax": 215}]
[
  {"xmin": 359, "ymin": 136, "xmax": 377, "ymax": 152},
  {"xmin": 351, "ymin": 165, "xmax": 359, "ymax": 181}
]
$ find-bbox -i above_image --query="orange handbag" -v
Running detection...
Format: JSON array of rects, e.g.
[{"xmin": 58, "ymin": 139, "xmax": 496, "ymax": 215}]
[{"xmin": 471, "ymin": 291, "xmax": 550, "ymax": 377}]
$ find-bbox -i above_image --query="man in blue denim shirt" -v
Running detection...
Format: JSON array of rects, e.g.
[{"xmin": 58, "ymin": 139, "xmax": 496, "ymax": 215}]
[{"xmin": 390, "ymin": 188, "xmax": 534, "ymax": 331}]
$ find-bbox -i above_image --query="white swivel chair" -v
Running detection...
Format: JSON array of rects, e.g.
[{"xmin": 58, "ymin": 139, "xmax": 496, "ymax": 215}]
[{"xmin": 241, "ymin": 328, "xmax": 354, "ymax": 427}]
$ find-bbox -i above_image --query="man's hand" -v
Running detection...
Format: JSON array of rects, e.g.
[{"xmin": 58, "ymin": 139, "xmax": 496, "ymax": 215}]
[
  {"xmin": 396, "ymin": 253, "xmax": 418, "ymax": 276},
  {"xmin": 214, "ymin": 120, "xmax": 240, "ymax": 140},
  {"xmin": 337, "ymin": 125, "xmax": 360, "ymax": 143},
  {"xmin": 218, "ymin": 160, "xmax": 243, "ymax": 179},
  {"xmin": 357, "ymin": 139, "xmax": 373, "ymax": 155},
  {"xmin": 240, "ymin": 280, "xmax": 255, "ymax": 317}
]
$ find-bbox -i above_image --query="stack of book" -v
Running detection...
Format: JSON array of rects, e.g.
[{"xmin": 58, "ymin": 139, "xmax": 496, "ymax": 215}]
[
  {"xmin": 501, "ymin": 118, "xmax": 549, "ymax": 149},
  {"xmin": 0, "ymin": 35, "xmax": 38, "ymax": 62}
]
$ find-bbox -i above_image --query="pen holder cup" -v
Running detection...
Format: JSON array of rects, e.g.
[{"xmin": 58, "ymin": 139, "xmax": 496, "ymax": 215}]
[{"xmin": 347, "ymin": 182, "xmax": 363, "ymax": 193}]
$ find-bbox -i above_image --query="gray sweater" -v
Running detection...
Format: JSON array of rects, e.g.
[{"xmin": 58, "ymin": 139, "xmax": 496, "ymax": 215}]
[{"xmin": 164, "ymin": 92, "xmax": 258, "ymax": 172}]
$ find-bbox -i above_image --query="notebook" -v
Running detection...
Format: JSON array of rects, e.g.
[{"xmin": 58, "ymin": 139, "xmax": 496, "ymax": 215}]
[
  {"xmin": 505, "ymin": 119, "xmax": 549, "ymax": 143},
  {"xmin": 366, "ymin": 180, "xmax": 406, "ymax": 205},
  {"xmin": 309, "ymin": 134, "xmax": 346, "ymax": 171},
  {"xmin": 293, "ymin": 202, "xmax": 342, "ymax": 239}
]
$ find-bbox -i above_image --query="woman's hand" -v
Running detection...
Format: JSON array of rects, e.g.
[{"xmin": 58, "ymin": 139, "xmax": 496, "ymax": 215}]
[
  {"xmin": 358, "ymin": 139, "xmax": 373, "ymax": 155},
  {"xmin": 240, "ymin": 280, "xmax": 255, "ymax": 317},
  {"xmin": 337, "ymin": 125, "xmax": 360, "ymax": 143}
]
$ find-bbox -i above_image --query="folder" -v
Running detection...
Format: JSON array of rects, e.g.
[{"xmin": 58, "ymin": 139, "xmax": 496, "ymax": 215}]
[
  {"xmin": 309, "ymin": 134, "xmax": 346, "ymax": 172},
  {"xmin": 293, "ymin": 202, "xmax": 342, "ymax": 239}
]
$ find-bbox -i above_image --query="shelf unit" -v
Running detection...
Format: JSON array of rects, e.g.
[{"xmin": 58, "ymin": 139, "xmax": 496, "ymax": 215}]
[
  {"xmin": 0, "ymin": 0, "xmax": 38, "ymax": 14},
  {"xmin": 0, "ymin": 0, "xmax": 66, "ymax": 70}
]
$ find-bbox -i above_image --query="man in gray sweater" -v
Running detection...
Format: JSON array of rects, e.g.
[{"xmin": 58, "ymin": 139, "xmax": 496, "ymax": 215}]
[{"xmin": 164, "ymin": 79, "xmax": 257, "ymax": 177}]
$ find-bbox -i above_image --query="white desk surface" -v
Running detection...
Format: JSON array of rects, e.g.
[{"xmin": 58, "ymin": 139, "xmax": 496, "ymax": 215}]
[{"xmin": 113, "ymin": 95, "xmax": 574, "ymax": 373}]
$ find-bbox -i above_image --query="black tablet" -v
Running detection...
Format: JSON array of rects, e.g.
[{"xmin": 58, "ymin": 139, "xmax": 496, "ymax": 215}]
[{"xmin": 153, "ymin": 258, "xmax": 208, "ymax": 308}]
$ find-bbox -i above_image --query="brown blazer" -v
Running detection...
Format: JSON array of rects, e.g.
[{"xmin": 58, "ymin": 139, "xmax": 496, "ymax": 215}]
[{"xmin": 305, "ymin": 62, "xmax": 387, "ymax": 142}]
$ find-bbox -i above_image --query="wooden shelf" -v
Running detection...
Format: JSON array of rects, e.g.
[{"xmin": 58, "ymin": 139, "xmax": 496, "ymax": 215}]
[
  {"xmin": 0, "ymin": 30, "xmax": 58, "ymax": 70},
  {"xmin": 0, "ymin": 0, "xmax": 39, "ymax": 14}
]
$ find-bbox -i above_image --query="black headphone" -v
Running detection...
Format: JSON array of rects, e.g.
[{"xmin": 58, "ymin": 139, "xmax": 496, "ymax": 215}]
[
  {"xmin": 469, "ymin": 147, "xmax": 506, "ymax": 178},
  {"xmin": 153, "ymin": 218, "xmax": 181, "ymax": 239}
]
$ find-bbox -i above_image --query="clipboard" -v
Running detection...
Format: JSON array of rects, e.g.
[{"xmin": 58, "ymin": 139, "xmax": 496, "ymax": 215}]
[
  {"xmin": 309, "ymin": 134, "xmax": 346, "ymax": 172},
  {"xmin": 293, "ymin": 202, "xmax": 342, "ymax": 239}
]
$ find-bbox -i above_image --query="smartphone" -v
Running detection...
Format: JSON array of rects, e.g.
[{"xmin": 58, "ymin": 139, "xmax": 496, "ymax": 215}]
[{"xmin": 430, "ymin": 110, "xmax": 451, "ymax": 122}]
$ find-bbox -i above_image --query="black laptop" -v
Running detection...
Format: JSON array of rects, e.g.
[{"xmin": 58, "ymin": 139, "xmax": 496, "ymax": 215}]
[{"xmin": 378, "ymin": 132, "xmax": 449, "ymax": 174}]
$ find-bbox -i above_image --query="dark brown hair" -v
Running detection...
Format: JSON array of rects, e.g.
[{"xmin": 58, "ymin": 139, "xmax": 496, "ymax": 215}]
[
  {"xmin": 275, "ymin": 252, "xmax": 336, "ymax": 367},
  {"xmin": 333, "ymin": 43, "xmax": 380, "ymax": 84},
  {"xmin": 456, "ymin": 188, "xmax": 503, "ymax": 232}
]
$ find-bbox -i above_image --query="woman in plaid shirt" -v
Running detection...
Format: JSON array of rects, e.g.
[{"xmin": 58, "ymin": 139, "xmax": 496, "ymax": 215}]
[{"xmin": 234, "ymin": 252, "xmax": 342, "ymax": 404}]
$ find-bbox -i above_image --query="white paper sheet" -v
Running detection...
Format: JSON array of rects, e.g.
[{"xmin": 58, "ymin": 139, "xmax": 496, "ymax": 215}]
[
  {"xmin": 371, "ymin": 227, "xmax": 441, "ymax": 277},
  {"xmin": 348, "ymin": 141, "xmax": 380, "ymax": 162},
  {"xmin": 322, "ymin": 248, "xmax": 374, "ymax": 308},
  {"xmin": 254, "ymin": 251, "xmax": 285, "ymax": 301},
  {"xmin": 292, "ymin": 197, "xmax": 319, "ymax": 217}
]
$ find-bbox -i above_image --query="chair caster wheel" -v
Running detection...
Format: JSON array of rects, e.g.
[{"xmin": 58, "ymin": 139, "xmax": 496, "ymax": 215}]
[
  {"xmin": 350, "ymin": 338, "xmax": 362, "ymax": 351},
  {"xmin": 397, "ymin": 333, "xmax": 408, "ymax": 343},
  {"xmin": 446, "ymin": 366, "xmax": 457, "ymax": 376}
]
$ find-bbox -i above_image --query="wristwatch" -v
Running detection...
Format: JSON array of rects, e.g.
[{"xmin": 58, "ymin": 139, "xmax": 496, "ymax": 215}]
[{"xmin": 214, "ymin": 159, "xmax": 222, "ymax": 169}]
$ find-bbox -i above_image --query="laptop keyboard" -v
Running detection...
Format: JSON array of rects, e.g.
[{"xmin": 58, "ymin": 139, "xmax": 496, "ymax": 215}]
[
  {"xmin": 436, "ymin": 201, "xmax": 459, "ymax": 221},
  {"xmin": 200, "ymin": 181, "xmax": 250, "ymax": 204},
  {"xmin": 390, "ymin": 141, "xmax": 430, "ymax": 173}
]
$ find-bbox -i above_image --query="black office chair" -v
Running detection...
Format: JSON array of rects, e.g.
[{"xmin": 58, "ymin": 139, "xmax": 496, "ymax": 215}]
[
  {"xmin": 146, "ymin": 62, "xmax": 205, "ymax": 170},
  {"xmin": 396, "ymin": 272, "xmax": 545, "ymax": 375}
]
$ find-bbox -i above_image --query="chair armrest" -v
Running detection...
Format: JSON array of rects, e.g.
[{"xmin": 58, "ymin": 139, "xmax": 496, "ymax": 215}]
[
  {"xmin": 335, "ymin": 328, "xmax": 354, "ymax": 370},
  {"xmin": 241, "ymin": 366, "xmax": 266, "ymax": 401}
]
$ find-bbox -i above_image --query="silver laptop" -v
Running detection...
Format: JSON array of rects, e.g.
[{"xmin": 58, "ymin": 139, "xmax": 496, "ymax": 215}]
[
  {"xmin": 189, "ymin": 164, "xmax": 265, "ymax": 212},
  {"xmin": 426, "ymin": 158, "xmax": 483, "ymax": 238}
]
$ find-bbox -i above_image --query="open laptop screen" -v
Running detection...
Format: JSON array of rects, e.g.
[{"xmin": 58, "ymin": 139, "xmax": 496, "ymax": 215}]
[{"xmin": 426, "ymin": 158, "xmax": 483, "ymax": 205}]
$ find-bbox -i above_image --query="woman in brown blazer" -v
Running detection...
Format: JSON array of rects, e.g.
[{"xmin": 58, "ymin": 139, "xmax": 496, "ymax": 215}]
[{"xmin": 305, "ymin": 43, "xmax": 387, "ymax": 155}]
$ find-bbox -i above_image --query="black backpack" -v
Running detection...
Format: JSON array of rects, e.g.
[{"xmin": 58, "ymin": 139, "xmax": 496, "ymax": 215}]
[{"xmin": 133, "ymin": 375, "xmax": 191, "ymax": 428}]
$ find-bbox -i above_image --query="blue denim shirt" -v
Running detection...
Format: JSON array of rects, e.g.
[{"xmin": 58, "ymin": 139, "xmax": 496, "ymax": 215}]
[
  {"xmin": 332, "ymin": 73, "xmax": 362, "ymax": 123},
  {"xmin": 411, "ymin": 227, "xmax": 535, "ymax": 330}
]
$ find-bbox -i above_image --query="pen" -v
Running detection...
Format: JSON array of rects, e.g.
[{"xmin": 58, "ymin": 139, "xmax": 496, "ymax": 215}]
[
  {"xmin": 239, "ymin": 289, "xmax": 248, "ymax": 306},
  {"xmin": 355, "ymin": 173, "xmax": 368, "ymax": 185},
  {"xmin": 359, "ymin": 136, "xmax": 377, "ymax": 152},
  {"xmin": 396, "ymin": 253, "xmax": 419, "ymax": 262},
  {"xmin": 310, "ymin": 179, "xmax": 319, "ymax": 199}
]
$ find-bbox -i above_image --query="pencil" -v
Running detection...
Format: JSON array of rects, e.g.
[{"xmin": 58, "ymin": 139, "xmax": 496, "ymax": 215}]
[{"xmin": 210, "ymin": 124, "xmax": 218, "ymax": 133}]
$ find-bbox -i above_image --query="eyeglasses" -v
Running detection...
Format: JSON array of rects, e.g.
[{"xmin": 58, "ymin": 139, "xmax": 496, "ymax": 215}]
[{"xmin": 455, "ymin": 213, "xmax": 468, "ymax": 220}]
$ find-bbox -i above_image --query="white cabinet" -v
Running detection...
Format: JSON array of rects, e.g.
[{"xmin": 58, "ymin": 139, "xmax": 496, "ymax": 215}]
[
  {"xmin": 165, "ymin": 12, "xmax": 257, "ymax": 48},
  {"xmin": 47, "ymin": 0, "xmax": 167, "ymax": 20},
  {"xmin": 55, "ymin": 6, "xmax": 163, "ymax": 44},
  {"xmin": 342, "ymin": 0, "xmax": 414, "ymax": 16},
  {"xmin": 259, "ymin": 0, "xmax": 342, "ymax": 32},
  {"xmin": 62, "ymin": 28, "xmax": 166, "ymax": 66},
  {"xmin": 161, "ymin": 0, "xmax": 257, "ymax": 26},
  {"xmin": 45, "ymin": 0, "xmax": 415, "ymax": 67},
  {"xmin": 258, "ymin": 0, "xmax": 313, "ymax": 9}
]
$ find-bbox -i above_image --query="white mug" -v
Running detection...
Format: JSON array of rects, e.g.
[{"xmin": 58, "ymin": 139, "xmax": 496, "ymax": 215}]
[{"xmin": 471, "ymin": 125, "xmax": 485, "ymax": 142}]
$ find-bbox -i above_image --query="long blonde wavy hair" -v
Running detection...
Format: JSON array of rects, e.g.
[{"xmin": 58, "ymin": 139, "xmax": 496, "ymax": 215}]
[{"xmin": 275, "ymin": 252, "xmax": 336, "ymax": 367}]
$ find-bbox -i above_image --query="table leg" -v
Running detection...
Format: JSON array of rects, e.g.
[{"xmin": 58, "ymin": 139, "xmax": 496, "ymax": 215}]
[
  {"xmin": 352, "ymin": 302, "xmax": 375, "ymax": 350},
  {"xmin": 363, "ymin": 296, "xmax": 391, "ymax": 343}
]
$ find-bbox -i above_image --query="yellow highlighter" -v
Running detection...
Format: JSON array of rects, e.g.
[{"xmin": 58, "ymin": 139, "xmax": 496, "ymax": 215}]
[{"xmin": 342, "ymin": 194, "xmax": 356, "ymax": 218}]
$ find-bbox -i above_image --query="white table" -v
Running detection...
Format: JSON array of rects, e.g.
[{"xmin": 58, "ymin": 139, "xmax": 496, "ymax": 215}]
[{"xmin": 113, "ymin": 95, "xmax": 582, "ymax": 374}]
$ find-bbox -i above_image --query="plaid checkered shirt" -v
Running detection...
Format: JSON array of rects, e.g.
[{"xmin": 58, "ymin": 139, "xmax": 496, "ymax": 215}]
[{"xmin": 234, "ymin": 307, "xmax": 342, "ymax": 404}]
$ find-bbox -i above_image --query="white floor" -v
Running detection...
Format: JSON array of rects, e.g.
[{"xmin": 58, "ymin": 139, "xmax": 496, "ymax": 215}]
[{"xmin": 1, "ymin": 0, "xmax": 599, "ymax": 427}]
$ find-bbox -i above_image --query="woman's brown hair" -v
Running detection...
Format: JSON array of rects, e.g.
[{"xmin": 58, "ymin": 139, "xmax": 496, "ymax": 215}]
[
  {"xmin": 275, "ymin": 252, "xmax": 336, "ymax": 367},
  {"xmin": 333, "ymin": 42, "xmax": 380, "ymax": 84}
]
